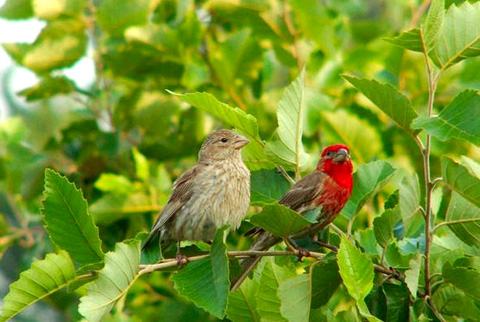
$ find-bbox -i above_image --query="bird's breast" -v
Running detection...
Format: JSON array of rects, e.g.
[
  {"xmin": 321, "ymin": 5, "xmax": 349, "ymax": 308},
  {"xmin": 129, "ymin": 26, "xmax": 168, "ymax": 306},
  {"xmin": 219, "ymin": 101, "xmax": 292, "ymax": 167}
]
[{"xmin": 176, "ymin": 159, "xmax": 250, "ymax": 241}]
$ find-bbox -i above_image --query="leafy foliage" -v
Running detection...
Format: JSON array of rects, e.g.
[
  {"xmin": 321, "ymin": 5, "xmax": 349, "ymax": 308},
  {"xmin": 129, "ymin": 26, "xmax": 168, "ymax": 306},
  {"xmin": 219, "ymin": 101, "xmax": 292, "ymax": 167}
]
[
  {"xmin": 42, "ymin": 169, "xmax": 104, "ymax": 270},
  {"xmin": 78, "ymin": 239, "xmax": 141, "ymax": 322},
  {"xmin": 1, "ymin": 0, "xmax": 480, "ymax": 321},
  {"xmin": 172, "ymin": 228, "xmax": 230, "ymax": 318},
  {"xmin": 0, "ymin": 251, "xmax": 76, "ymax": 322}
]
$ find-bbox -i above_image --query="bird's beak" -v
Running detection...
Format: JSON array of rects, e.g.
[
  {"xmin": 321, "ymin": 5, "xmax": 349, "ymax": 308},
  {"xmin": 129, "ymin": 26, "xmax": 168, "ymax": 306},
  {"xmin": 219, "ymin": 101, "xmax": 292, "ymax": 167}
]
[
  {"xmin": 333, "ymin": 148, "xmax": 350, "ymax": 162},
  {"xmin": 233, "ymin": 135, "xmax": 250, "ymax": 149}
]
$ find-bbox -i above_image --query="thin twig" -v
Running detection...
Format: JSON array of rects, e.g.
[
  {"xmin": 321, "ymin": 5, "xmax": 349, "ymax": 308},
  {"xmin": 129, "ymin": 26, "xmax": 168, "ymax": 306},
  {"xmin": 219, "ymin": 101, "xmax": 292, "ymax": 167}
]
[
  {"xmin": 419, "ymin": 27, "xmax": 440, "ymax": 301},
  {"xmin": 138, "ymin": 250, "xmax": 324, "ymax": 275}
]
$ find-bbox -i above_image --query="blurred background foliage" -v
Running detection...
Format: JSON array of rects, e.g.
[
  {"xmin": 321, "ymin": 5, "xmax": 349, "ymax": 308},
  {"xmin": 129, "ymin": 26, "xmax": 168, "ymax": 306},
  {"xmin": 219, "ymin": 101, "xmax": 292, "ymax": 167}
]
[{"xmin": 0, "ymin": 0, "xmax": 480, "ymax": 321}]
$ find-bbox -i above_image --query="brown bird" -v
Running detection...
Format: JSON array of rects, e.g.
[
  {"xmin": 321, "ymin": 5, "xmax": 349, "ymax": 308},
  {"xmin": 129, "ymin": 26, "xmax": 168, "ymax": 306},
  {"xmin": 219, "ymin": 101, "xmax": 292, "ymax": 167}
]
[
  {"xmin": 142, "ymin": 129, "xmax": 250, "ymax": 257},
  {"xmin": 231, "ymin": 144, "xmax": 353, "ymax": 290}
]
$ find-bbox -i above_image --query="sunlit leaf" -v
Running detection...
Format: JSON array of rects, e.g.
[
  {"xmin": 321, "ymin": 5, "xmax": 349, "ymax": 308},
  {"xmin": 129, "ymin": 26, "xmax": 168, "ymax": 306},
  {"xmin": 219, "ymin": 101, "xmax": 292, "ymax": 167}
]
[
  {"xmin": 171, "ymin": 91, "xmax": 274, "ymax": 170},
  {"xmin": 22, "ymin": 19, "xmax": 87, "ymax": 72},
  {"xmin": 278, "ymin": 274, "xmax": 311, "ymax": 322},
  {"xmin": 33, "ymin": 0, "xmax": 86, "ymax": 20},
  {"xmin": 343, "ymin": 76, "xmax": 418, "ymax": 132},
  {"xmin": 337, "ymin": 237, "xmax": 374, "ymax": 301},
  {"xmin": 227, "ymin": 277, "xmax": 260, "ymax": 322},
  {"xmin": 18, "ymin": 76, "xmax": 75, "ymax": 101},
  {"xmin": 445, "ymin": 192, "xmax": 480, "ymax": 247},
  {"xmin": 385, "ymin": 28, "xmax": 422, "ymax": 52},
  {"xmin": 342, "ymin": 160, "xmax": 396, "ymax": 219},
  {"xmin": 442, "ymin": 157, "xmax": 480, "ymax": 208},
  {"xmin": 423, "ymin": 0, "xmax": 445, "ymax": 52},
  {"xmin": 0, "ymin": 0, "xmax": 33, "ymax": 19},
  {"xmin": 412, "ymin": 90, "xmax": 480, "ymax": 145},
  {"xmin": 266, "ymin": 69, "xmax": 309, "ymax": 171},
  {"xmin": 443, "ymin": 262, "xmax": 480, "ymax": 300},
  {"xmin": 430, "ymin": 1, "xmax": 480, "ymax": 69},
  {"xmin": 0, "ymin": 251, "xmax": 76, "ymax": 322},
  {"xmin": 257, "ymin": 259, "xmax": 293, "ymax": 322},
  {"xmin": 250, "ymin": 203, "xmax": 314, "ymax": 237},
  {"xmin": 172, "ymin": 227, "xmax": 230, "ymax": 318},
  {"xmin": 42, "ymin": 169, "xmax": 104, "ymax": 269},
  {"xmin": 97, "ymin": 0, "xmax": 151, "ymax": 36},
  {"xmin": 374, "ymin": 208, "xmax": 401, "ymax": 248},
  {"xmin": 432, "ymin": 285, "xmax": 480, "ymax": 320},
  {"xmin": 404, "ymin": 254, "xmax": 422, "ymax": 299},
  {"xmin": 78, "ymin": 239, "xmax": 141, "ymax": 322}
]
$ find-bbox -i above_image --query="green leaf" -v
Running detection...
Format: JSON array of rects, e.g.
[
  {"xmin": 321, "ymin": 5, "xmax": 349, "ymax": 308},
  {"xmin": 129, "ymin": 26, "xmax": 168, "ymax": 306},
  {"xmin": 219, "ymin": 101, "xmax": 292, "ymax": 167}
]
[
  {"xmin": 445, "ymin": 192, "xmax": 480, "ymax": 247},
  {"xmin": 412, "ymin": 90, "xmax": 480, "ymax": 145},
  {"xmin": 0, "ymin": 251, "xmax": 76, "ymax": 322},
  {"xmin": 342, "ymin": 160, "xmax": 396, "ymax": 219},
  {"xmin": 250, "ymin": 169, "xmax": 290, "ymax": 205},
  {"xmin": 172, "ymin": 91, "xmax": 274, "ymax": 170},
  {"xmin": 278, "ymin": 274, "xmax": 311, "ymax": 322},
  {"xmin": 337, "ymin": 237, "xmax": 374, "ymax": 301},
  {"xmin": 343, "ymin": 76, "xmax": 418, "ymax": 132},
  {"xmin": 22, "ymin": 19, "xmax": 87, "ymax": 72},
  {"xmin": 423, "ymin": 0, "xmax": 445, "ymax": 51},
  {"xmin": 33, "ymin": 0, "xmax": 86, "ymax": 20},
  {"xmin": 443, "ymin": 262, "xmax": 480, "ymax": 300},
  {"xmin": 373, "ymin": 208, "xmax": 401, "ymax": 248},
  {"xmin": 404, "ymin": 254, "xmax": 422, "ymax": 299},
  {"xmin": 97, "ymin": 0, "xmax": 151, "ymax": 36},
  {"xmin": 0, "ymin": 0, "xmax": 33, "ymax": 19},
  {"xmin": 311, "ymin": 259, "xmax": 342, "ymax": 308},
  {"xmin": 266, "ymin": 69, "xmax": 309, "ymax": 171},
  {"xmin": 385, "ymin": 28, "xmax": 423, "ymax": 52},
  {"xmin": 42, "ymin": 169, "xmax": 104, "ymax": 269},
  {"xmin": 430, "ymin": 1, "xmax": 480, "ymax": 69},
  {"xmin": 356, "ymin": 298, "xmax": 383, "ymax": 322},
  {"xmin": 172, "ymin": 227, "xmax": 230, "ymax": 318},
  {"xmin": 132, "ymin": 148, "xmax": 149, "ymax": 181},
  {"xmin": 382, "ymin": 283, "xmax": 409, "ymax": 322},
  {"xmin": 94, "ymin": 173, "xmax": 135, "ymax": 195},
  {"xmin": 442, "ymin": 157, "xmax": 480, "ymax": 208},
  {"xmin": 90, "ymin": 192, "xmax": 154, "ymax": 225},
  {"xmin": 321, "ymin": 110, "xmax": 382, "ymax": 164},
  {"xmin": 18, "ymin": 76, "xmax": 75, "ymax": 102},
  {"xmin": 399, "ymin": 173, "xmax": 422, "ymax": 237},
  {"xmin": 385, "ymin": 242, "xmax": 414, "ymax": 269},
  {"xmin": 3, "ymin": 43, "xmax": 32, "ymax": 66},
  {"xmin": 78, "ymin": 239, "xmax": 141, "ymax": 322},
  {"xmin": 432, "ymin": 285, "xmax": 480, "ymax": 320},
  {"xmin": 250, "ymin": 203, "xmax": 314, "ymax": 237},
  {"xmin": 256, "ymin": 259, "xmax": 293, "ymax": 322},
  {"xmin": 227, "ymin": 277, "xmax": 260, "ymax": 322}
]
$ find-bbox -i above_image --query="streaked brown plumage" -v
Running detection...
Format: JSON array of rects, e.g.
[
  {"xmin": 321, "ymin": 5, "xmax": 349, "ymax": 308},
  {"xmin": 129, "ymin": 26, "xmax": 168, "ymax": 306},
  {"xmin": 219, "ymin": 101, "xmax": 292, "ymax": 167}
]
[
  {"xmin": 142, "ymin": 129, "xmax": 250, "ymax": 251},
  {"xmin": 231, "ymin": 144, "xmax": 353, "ymax": 290}
]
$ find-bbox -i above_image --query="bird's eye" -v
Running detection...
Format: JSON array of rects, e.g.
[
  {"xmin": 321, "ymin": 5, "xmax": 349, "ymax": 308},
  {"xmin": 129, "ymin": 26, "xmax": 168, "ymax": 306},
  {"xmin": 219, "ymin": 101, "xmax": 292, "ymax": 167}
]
[
  {"xmin": 220, "ymin": 138, "xmax": 229, "ymax": 143},
  {"xmin": 326, "ymin": 151, "xmax": 335, "ymax": 157}
]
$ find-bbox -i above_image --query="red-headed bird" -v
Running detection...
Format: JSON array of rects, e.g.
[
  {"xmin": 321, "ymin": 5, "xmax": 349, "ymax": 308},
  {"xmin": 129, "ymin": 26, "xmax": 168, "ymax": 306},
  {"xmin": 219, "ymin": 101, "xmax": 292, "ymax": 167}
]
[
  {"xmin": 142, "ymin": 129, "xmax": 250, "ymax": 258},
  {"xmin": 231, "ymin": 144, "xmax": 353, "ymax": 290}
]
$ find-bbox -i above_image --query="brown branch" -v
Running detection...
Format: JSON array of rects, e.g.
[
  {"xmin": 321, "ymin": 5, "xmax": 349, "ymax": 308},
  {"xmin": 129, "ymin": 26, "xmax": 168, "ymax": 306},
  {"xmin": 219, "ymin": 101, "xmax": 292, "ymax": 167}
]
[{"xmin": 138, "ymin": 250, "xmax": 324, "ymax": 275}]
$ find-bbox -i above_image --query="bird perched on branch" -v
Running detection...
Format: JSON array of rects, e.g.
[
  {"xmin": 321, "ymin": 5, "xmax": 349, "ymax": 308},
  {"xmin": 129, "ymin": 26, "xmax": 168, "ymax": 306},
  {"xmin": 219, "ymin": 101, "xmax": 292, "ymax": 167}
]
[
  {"xmin": 231, "ymin": 144, "xmax": 353, "ymax": 290},
  {"xmin": 142, "ymin": 129, "xmax": 250, "ymax": 260}
]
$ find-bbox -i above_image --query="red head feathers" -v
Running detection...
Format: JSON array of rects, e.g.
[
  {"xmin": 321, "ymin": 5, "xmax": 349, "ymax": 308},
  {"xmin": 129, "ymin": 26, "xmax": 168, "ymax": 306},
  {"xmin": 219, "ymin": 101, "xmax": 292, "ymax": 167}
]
[{"xmin": 317, "ymin": 144, "xmax": 354, "ymax": 194}]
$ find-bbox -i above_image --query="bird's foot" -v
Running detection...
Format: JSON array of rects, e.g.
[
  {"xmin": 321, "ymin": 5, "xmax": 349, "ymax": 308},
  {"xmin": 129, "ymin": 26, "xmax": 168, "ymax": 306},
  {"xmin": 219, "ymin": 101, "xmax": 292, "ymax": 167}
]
[
  {"xmin": 296, "ymin": 248, "xmax": 311, "ymax": 261},
  {"xmin": 176, "ymin": 254, "xmax": 188, "ymax": 267},
  {"xmin": 284, "ymin": 237, "xmax": 310, "ymax": 261}
]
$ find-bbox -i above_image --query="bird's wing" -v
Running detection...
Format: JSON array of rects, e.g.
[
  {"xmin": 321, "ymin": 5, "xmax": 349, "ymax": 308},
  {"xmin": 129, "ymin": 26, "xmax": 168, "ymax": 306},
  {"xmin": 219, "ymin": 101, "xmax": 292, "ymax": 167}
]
[
  {"xmin": 279, "ymin": 171, "xmax": 327, "ymax": 212},
  {"xmin": 149, "ymin": 165, "xmax": 200, "ymax": 233}
]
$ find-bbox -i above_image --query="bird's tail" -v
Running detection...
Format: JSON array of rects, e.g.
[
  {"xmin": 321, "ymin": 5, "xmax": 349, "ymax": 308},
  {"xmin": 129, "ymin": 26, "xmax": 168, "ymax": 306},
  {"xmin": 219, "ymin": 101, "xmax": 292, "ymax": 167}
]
[{"xmin": 230, "ymin": 232, "xmax": 280, "ymax": 291}]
